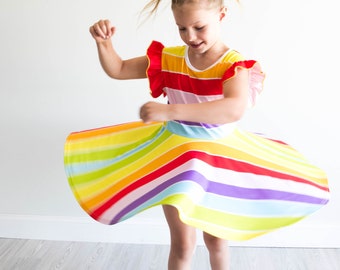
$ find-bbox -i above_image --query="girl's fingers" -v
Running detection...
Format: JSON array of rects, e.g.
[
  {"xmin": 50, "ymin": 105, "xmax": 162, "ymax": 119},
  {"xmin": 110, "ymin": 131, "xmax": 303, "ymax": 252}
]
[
  {"xmin": 104, "ymin": 20, "xmax": 113, "ymax": 37},
  {"xmin": 100, "ymin": 22, "xmax": 108, "ymax": 38},
  {"xmin": 92, "ymin": 24, "xmax": 105, "ymax": 39},
  {"xmin": 91, "ymin": 20, "xmax": 113, "ymax": 40}
]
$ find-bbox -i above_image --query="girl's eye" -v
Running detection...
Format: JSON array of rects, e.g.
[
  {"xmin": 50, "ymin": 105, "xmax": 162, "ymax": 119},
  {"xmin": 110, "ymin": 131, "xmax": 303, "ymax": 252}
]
[
  {"xmin": 195, "ymin": 26, "xmax": 205, "ymax": 31},
  {"xmin": 178, "ymin": 26, "xmax": 204, "ymax": 32}
]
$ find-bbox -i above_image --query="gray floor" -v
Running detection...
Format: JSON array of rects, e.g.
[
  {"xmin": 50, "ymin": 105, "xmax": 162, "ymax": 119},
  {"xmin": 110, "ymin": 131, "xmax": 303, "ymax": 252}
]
[{"xmin": 0, "ymin": 238, "xmax": 339, "ymax": 270}]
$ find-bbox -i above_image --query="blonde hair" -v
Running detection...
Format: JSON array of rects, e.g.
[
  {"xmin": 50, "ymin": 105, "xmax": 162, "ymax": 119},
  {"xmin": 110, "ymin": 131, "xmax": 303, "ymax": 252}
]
[{"xmin": 143, "ymin": 0, "xmax": 225, "ymax": 17}]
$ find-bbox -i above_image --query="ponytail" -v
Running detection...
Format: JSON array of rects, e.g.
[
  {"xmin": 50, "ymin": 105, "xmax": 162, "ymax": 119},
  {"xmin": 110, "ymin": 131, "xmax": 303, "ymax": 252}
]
[{"xmin": 142, "ymin": 0, "xmax": 162, "ymax": 17}]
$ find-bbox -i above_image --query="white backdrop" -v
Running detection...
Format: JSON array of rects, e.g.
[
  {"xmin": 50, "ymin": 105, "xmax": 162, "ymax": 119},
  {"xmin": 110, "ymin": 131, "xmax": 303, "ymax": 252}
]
[{"xmin": 0, "ymin": 0, "xmax": 339, "ymax": 247}]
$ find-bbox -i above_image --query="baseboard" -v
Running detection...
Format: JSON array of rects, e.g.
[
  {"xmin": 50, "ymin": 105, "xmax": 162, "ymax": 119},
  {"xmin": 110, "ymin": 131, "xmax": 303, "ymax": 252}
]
[{"xmin": 0, "ymin": 214, "xmax": 339, "ymax": 248}]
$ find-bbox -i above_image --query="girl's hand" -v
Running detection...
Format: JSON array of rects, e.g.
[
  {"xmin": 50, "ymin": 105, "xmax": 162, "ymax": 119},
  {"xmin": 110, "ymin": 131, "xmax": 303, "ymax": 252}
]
[
  {"xmin": 89, "ymin": 20, "xmax": 115, "ymax": 43},
  {"xmin": 140, "ymin": 102, "xmax": 173, "ymax": 124}
]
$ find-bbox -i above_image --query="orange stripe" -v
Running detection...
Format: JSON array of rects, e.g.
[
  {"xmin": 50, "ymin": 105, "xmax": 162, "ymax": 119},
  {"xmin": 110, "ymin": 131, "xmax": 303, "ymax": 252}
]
[{"xmin": 66, "ymin": 122, "xmax": 160, "ymax": 141}]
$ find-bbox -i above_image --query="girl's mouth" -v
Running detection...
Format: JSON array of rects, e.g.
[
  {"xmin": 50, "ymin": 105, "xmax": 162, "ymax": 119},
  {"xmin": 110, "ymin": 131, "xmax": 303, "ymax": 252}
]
[{"xmin": 190, "ymin": 42, "xmax": 203, "ymax": 49}]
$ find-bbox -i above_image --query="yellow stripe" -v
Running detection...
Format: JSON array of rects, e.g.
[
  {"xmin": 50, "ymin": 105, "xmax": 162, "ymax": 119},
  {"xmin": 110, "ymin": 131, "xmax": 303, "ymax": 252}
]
[
  {"xmin": 218, "ymin": 129, "xmax": 328, "ymax": 186},
  {"xmin": 65, "ymin": 122, "xmax": 162, "ymax": 153},
  {"xmin": 162, "ymin": 47, "xmax": 244, "ymax": 79},
  {"xmin": 161, "ymin": 195, "xmax": 303, "ymax": 240}
]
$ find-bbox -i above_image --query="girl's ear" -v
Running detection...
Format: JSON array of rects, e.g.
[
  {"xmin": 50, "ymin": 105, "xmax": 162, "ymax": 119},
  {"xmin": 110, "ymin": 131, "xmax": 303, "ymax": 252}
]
[{"xmin": 219, "ymin": 7, "xmax": 227, "ymax": 21}]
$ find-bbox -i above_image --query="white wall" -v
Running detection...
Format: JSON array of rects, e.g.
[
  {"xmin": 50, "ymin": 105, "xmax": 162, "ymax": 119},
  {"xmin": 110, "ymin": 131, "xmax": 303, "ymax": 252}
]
[{"xmin": 0, "ymin": 0, "xmax": 339, "ymax": 247}]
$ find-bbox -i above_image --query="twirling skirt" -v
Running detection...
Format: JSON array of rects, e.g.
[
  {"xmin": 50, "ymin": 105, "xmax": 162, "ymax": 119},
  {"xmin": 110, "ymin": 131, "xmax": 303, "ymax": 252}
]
[{"xmin": 64, "ymin": 121, "xmax": 329, "ymax": 241}]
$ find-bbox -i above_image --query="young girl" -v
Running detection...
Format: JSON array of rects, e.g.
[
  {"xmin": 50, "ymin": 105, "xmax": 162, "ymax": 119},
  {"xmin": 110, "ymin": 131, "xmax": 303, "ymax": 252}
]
[{"xmin": 64, "ymin": 0, "xmax": 329, "ymax": 269}]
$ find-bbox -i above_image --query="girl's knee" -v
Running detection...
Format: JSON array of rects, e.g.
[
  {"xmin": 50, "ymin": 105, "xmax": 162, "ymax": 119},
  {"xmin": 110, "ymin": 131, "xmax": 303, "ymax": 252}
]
[
  {"xmin": 171, "ymin": 231, "xmax": 196, "ymax": 256},
  {"xmin": 171, "ymin": 240, "xmax": 196, "ymax": 259}
]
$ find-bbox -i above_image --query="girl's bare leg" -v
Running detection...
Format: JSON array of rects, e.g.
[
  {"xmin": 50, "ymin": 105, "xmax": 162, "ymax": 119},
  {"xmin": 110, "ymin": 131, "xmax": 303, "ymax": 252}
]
[
  {"xmin": 203, "ymin": 232, "xmax": 229, "ymax": 270},
  {"xmin": 163, "ymin": 205, "xmax": 197, "ymax": 270}
]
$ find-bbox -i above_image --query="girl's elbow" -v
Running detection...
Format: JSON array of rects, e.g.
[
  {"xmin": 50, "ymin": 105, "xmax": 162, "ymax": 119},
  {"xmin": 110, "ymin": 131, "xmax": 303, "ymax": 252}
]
[
  {"xmin": 229, "ymin": 110, "xmax": 244, "ymax": 122},
  {"xmin": 223, "ymin": 106, "xmax": 246, "ymax": 123}
]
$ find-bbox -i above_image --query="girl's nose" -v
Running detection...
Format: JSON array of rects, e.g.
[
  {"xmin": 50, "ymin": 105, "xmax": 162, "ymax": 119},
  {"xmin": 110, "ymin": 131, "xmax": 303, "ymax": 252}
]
[{"xmin": 187, "ymin": 30, "xmax": 196, "ymax": 42}]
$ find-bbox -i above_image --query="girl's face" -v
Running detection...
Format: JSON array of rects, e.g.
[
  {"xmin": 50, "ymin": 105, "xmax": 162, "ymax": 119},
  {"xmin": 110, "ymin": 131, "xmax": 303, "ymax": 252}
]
[{"xmin": 172, "ymin": 1, "xmax": 225, "ymax": 55}]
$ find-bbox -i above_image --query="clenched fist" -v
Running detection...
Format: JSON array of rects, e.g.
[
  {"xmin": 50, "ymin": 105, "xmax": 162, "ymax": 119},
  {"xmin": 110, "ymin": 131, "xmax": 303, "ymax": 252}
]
[
  {"xmin": 89, "ymin": 19, "xmax": 116, "ymax": 43},
  {"xmin": 139, "ymin": 101, "xmax": 173, "ymax": 124}
]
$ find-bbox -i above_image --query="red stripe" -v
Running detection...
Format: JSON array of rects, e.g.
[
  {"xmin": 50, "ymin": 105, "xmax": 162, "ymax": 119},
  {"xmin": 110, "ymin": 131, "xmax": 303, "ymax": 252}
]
[
  {"xmin": 164, "ymin": 72, "xmax": 223, "ymax": 95},
  {"xmin": 90, "ymin": 150, "xmax": 327, "ymax": 219},
  {"xmin": 147, "ymin": 41, "xmax": 165, "ymax": 98},
  {"xmin": 221, "ymin": 60, "xmax": 258, "ymax": 81}
]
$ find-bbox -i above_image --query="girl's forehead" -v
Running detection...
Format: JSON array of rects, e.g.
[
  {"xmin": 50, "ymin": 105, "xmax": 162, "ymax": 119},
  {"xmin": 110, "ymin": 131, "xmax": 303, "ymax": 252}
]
[
  {"xmin": 172, "ymin": 0, "xmax": 222, "ymax": 14},
  {"xmin": 172, "ymin": 0, "xmax": 222, "ymax": 8},
  {"xmin": 172, "ymin": 4, "xmax": 219, "ymax": 26},
  {"xmin": 172, "ymin": 1, "xmax": 220, "ymax": 15}
]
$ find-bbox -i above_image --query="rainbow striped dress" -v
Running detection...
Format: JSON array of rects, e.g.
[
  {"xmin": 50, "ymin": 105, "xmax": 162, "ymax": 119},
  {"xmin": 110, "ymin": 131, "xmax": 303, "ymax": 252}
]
[{"xmin": 64, "ymin": 41, "xmax": 330, "ymax": 241}]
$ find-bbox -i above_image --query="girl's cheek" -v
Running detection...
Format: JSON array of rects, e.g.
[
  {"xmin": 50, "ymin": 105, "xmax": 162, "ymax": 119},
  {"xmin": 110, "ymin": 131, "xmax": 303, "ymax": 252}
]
[{"xmin": 179, "ymin": 33, "xmax": 186, "ymax": 42}]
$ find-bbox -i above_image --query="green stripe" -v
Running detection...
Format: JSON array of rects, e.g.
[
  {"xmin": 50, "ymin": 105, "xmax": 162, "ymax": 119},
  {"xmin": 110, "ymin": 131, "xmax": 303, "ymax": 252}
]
[{"xmin": 67, "ymin": 129, "xmax": 172, "ymax": 185}]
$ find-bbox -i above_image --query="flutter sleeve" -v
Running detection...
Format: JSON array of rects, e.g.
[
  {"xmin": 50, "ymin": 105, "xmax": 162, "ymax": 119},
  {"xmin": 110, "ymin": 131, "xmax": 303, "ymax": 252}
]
[
  {"xmin": 222, "ymin": 60, "xmax": 265, "ymax": 107},
  {"xmin": 146, "ymin": 40, "xmax": 166, "ymax": 98}
]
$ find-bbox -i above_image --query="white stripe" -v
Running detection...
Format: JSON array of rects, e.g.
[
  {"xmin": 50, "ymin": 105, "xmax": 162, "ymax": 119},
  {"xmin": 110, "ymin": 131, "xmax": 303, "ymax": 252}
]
[
  {"xmin": 185, "ymin": 158, "xmax": 328, "ymax": 199},
  {"xmin": 165, "ymin": 87, "xmax": 223, "ymax": 104}
]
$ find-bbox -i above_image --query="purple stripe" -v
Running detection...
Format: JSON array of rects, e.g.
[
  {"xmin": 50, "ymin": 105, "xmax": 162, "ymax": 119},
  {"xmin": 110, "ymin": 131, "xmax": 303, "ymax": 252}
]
[
  {"xmin": 175, "ymin": 120, "xmax": 220, "ymax": 128},
  {"xmin": 110, "ymin": 170, "xmax": 327, "ymax": 224}
]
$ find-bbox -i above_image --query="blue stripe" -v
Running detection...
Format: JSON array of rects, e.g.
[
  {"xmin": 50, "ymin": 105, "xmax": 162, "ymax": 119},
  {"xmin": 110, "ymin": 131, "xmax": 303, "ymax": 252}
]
[{"xmin": 166, "ymin": 121, "xmax": 235, "ymax": 140}]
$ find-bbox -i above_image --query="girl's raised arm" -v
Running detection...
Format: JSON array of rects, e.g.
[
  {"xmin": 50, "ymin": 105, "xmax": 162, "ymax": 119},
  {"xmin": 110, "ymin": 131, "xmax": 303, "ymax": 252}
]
[{"xmin": 90, "ymin": 20, "xmax": 148, "ymax": 80}]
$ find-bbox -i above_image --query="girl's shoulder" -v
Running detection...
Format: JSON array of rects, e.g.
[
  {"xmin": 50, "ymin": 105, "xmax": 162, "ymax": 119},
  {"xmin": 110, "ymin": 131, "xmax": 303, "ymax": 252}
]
[
  {"xmin": 163, "ymin": 45, "xmax": 186, "ymax": 58},
  {"xmin": 220, "ymin": 49, "xmax": 245, "ymax": 65},
  {"xmin": 147, "ymin": 41, "xmax": 186, "ymax": 59}
]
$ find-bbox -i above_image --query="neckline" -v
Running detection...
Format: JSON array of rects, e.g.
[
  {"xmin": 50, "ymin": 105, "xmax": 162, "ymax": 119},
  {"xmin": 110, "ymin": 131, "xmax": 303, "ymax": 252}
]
[{"xmin": 184, "ymin": 46, "xmax": 232, "ymax": 72}]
